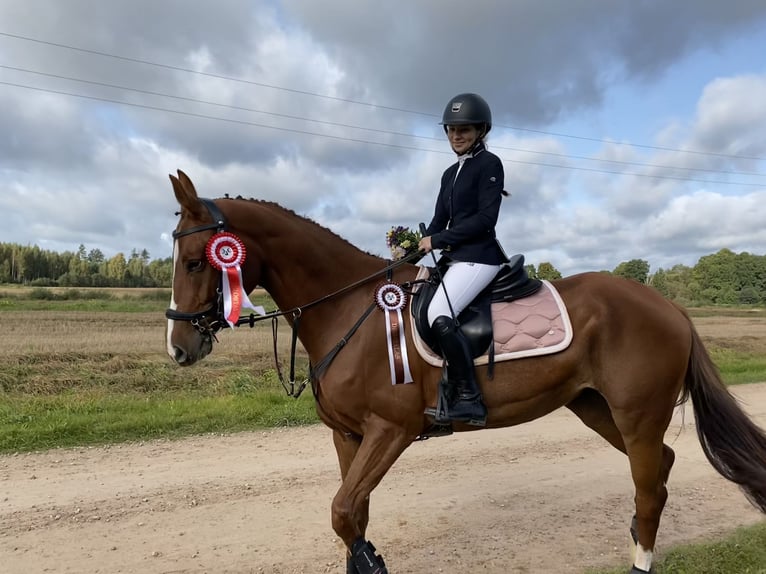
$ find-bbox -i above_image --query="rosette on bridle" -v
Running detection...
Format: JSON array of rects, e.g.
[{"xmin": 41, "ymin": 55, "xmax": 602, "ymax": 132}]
[
  {"xmin": 374, "ymin": 282, "xmax": 414, "ymax": 385},
  {"xmin": 205, "ymin": 231, "xmax": 265, "ymax": 327}
]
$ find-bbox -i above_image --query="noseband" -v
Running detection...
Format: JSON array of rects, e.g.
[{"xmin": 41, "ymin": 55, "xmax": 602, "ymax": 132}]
[{"xmin": 165, "ymin": 198, "xmax": 228, "ymax": 337}]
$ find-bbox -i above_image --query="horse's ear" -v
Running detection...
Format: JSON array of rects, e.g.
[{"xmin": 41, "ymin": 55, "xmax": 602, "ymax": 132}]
[{"xmin": 170, "ymin": 170, "xmax": 205, "ymax": 217}]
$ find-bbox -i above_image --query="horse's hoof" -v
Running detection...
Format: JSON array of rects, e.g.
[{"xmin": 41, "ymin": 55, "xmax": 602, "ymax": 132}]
[{"xmin": 629, "ymin": 566, "xmax": 651, "ymax": 573}]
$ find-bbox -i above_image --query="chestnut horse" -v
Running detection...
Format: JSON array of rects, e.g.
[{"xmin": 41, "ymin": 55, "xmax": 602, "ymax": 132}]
[{"xmin": 165, "ymin": 170, "xmax": 766, "ymax": 574}]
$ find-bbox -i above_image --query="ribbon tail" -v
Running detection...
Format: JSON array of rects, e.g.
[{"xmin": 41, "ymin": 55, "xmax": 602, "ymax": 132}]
[
  {"xmin": 383, "ymin": 308, "xmax": 411, "ymax": 385},
  {"xmin": 221, "ymin": 269, "xmax": 234, "ymax": 328},
  {"xmin": 240, "ymin": 289, "xmax": 266, "ymax": 316},
  {"xmin": 223, "ymin": 267, "xmax": 244, "ymax": 327},
  {"xmin": 396, "ymin": 309, "xmax": 413, "ymax": 384},
  {"xmin": 384, "ymin": 309, "xmax": 397, "ymax": 385}
]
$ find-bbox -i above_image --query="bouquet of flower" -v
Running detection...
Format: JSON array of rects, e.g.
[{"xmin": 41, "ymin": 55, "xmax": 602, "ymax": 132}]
[{"xmin": 386, "ymin": 225, "xmax": 422, "ymax": 261}]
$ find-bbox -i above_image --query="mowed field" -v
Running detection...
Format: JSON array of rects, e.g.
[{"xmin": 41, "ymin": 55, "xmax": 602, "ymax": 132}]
[
  {"xmin": 0, "ymin": 287, "xmax": 301, "ymax": 394},
  {"xmin": 1, "ymin": 291, "xmax": 765, "ymax": 374},
  {"xmin": 0, "ymin": 289, "xmax": 764, "ymax": 415}
]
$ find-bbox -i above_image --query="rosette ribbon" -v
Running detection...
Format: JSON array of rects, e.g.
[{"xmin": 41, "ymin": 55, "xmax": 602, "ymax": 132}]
[
  {"xmin": 375, "ymin": 282, "xmax": 414, "ymax": 385},
  {"xmin": 205, "ymin": 232, "xmax": 265, "ymax": 327}
]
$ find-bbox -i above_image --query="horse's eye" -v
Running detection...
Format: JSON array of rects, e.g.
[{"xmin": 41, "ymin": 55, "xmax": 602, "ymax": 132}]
[{"xmin": 186, "ymin": 259, "xmax": 205, "ymax": 272}]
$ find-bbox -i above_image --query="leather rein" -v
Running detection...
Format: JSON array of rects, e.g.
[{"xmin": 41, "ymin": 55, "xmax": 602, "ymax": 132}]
[{"xmin": 165, "ymin": 197, "xmax": 422, "ymax": 398}]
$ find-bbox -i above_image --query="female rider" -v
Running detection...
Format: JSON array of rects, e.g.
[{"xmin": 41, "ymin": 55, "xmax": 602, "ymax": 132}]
[{"xmin": 418, "ymin": 92, "xmax": 508, "ymax": 426}]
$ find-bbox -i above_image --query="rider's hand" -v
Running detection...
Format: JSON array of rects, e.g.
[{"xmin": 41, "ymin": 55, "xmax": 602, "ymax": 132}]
[{"xmin": 418, "ymin": 236, "xmax": 433, "ymax": 253}]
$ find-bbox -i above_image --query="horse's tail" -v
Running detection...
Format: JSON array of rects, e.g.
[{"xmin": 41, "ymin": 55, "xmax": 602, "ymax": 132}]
[{"xmin": 679, "ymin": 309, "xmax": 766, "ymax": 513}]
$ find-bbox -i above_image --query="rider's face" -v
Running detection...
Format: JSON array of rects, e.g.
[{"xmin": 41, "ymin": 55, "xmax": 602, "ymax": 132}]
[{"xmin": 446, "ymin": 125, "xmax": 480, "ymax": 154}]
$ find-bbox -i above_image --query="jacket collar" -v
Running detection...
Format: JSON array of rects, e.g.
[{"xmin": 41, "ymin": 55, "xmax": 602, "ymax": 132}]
[{"xmin": 456, "ymin": 140, "xmax": 486, "ymax": 162}]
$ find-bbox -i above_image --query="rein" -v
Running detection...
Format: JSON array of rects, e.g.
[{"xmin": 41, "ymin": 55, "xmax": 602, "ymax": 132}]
[
  {"xmin": 166, "ymin": 197, "xmax": 423, "ymax": 398},
  {"xmin": 259, "ymin": 253, "xmax": 421, "ymax": 397}
]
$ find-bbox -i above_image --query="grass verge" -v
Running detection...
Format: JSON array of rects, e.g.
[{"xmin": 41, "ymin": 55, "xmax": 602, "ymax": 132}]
[
  {"xmin": 711, "ymin": 349, "xmax": 766, "ymax": 386},
  {"xmin": 586, "ymin": 521, "xmax": 766, "ymax": 573},
  {"xmin": 0, "ymin": 388, "xmax": 317, "ymax": 453}
]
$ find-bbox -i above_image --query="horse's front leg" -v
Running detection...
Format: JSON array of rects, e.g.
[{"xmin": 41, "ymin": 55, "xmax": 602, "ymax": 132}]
[
  {"xmin": 332, "ymin": 428, "xmax": 370, "ymax": 567},
  {"xmin": 332, "ymin": 413, "xmax": 414, "ymax": 574}
]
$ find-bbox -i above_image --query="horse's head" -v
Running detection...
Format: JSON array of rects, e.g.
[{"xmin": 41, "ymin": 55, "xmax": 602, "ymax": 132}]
[{"xmin": 165, "ymin": 170, "xmax": 226, "ymax": 366}]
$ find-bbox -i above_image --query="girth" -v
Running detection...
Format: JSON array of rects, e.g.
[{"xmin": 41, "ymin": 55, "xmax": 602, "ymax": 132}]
[{"xmin": 410, "ymin": 254, "xmax": 542, "ymax": 359}]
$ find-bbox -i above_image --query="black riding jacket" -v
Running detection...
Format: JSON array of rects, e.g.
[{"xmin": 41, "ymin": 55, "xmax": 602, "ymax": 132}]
[{"xmin": 425, "ymin": 142, "xmax": 508, "ymax": 265}]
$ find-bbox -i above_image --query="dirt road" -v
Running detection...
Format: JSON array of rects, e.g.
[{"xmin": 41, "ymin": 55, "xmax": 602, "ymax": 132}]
[{"xmin": 2, "ymin": 383, "xmax": 766, "ymax": 574}]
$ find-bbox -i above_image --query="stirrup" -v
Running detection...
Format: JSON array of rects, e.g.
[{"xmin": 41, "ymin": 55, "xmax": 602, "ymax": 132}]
[
  {"xmin": 424, "ymin": 382, "xmax": 486, "ymax": 427},
  {"xmin": 447, "ymin": 396, "xmax": 487, "ymax": 426},
  {"xmin": 424, "ymin": 381, "xmax": 452, "ymax": 424}
]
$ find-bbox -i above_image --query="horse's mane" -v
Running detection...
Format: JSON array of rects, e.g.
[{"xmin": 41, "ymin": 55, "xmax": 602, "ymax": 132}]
[{"xmin": 218, "ymin": 195, "xmax": 378, "ymax": 258}]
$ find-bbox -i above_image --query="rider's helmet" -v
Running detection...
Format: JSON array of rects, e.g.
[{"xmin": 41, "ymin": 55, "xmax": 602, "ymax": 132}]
[{"xmin": 440, "ymin": 93, "xmax": 492, "ymax": 135}]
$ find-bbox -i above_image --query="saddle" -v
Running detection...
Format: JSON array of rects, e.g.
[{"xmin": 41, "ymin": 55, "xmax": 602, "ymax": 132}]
[{"xmin": 411, "ymin": 254, "xmax": 543, "ymax": 359}]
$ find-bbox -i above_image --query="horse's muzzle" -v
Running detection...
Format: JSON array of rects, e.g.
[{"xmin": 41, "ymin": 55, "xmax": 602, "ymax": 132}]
[{"xmin": 171, "ymin": 335, "xmax": 213, "ymax": 366}]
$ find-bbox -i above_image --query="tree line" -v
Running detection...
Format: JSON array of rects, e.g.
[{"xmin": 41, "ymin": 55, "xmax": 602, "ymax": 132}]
[
  {"xmin": 2, "ymin": 242, "xmax": 765, "ymax": 305},
  {"xmin": 0, "ymin": 243, "xmax": 172, "ymax": 288},
  {"xmin": 527, "ymin": 248, "xmax": 766, "ymax": 306}
]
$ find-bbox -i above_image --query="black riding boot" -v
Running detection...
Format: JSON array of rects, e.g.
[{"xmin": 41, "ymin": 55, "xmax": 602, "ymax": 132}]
[{"xmin": 432, "ymin": 315, "xmax": 487, "ymax": 425}]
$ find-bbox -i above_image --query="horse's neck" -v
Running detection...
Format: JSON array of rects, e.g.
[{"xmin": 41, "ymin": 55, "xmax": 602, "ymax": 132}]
[
  {"xmin": 262, "ymin": 233, "xmax": 383, "ymax": 358},
  {"xmin": 262, "ymin": 240, "xmax": 381, "ymax": 312},
  {"xmin": 232, "ymin": 202, "xmax": 383, "ymax": 343}
]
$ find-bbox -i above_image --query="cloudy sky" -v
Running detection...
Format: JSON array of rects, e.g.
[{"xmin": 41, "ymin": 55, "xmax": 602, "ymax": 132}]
[{"xmin": 2, "ymin": 0, "xmax": 766, "ymax": 276}]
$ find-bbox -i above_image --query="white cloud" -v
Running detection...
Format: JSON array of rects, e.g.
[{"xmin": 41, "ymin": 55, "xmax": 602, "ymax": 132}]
[
  {"xmin": 1, "ymin": 0, "xmax": 766, "ymax": 278},
  {"xmin": 691, "ymin": 75, "xmax": 766, "ymax": 159},
  {"xmin": 646, "ymin": 190, "xmax": 766, "ymax": 246}
]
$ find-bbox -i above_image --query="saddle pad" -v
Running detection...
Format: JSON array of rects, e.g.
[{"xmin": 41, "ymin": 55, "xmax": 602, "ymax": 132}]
[{"xmin": 411, "ymin": 270, "xmax": 573, "ymax": 367}]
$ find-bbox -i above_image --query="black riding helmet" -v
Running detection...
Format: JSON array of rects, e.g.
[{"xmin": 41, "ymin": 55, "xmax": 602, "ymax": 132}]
[{"xmin": 440, "ymin": 93, "xmax": 492, "ymax": 135}]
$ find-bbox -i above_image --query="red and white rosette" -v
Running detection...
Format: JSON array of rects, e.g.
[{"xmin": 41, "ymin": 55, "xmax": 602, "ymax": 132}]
[
  {"xmin": 375, "ymin": 282, "xmax": 414, "ymax": 385},
  {"xmin": 205, "ymin": 232, "xmax": 265, "ymax": 327}
]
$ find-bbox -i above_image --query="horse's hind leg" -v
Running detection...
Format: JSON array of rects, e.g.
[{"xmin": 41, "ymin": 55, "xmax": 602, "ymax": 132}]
[
  {"xmin": 568, "ymin": 390, "xmax": 675, "ymax": 573},
  {"xmin": 616, "ymin": 435, "xmax": 665, "ymax": 572},
  {"xmin": 567, "ymin": 389, "xmax": 627, "ymax": 452},
  {"xmin": 567, "ymin": 390, "xmax": 676, "ymax": 479}
]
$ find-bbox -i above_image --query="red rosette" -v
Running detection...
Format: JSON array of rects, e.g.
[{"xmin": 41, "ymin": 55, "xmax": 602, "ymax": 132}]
[{"xmin": 205, "ymin": 232, "xmax": 246, "ymax": 270}]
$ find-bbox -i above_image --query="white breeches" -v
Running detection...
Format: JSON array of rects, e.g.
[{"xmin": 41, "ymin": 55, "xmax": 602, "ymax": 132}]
[{"xmin": 427, "ymin": 261, "xmax": 504, "ymax": 326}]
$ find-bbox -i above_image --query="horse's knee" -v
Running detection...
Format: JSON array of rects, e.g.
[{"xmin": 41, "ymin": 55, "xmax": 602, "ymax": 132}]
[
  {"xmin": 332, "ymin": 493, "xmax": 371, "ymax": 544},
  {"xmin": 331, "ymin": 496, "xmax": 353, "ymax": 536}
]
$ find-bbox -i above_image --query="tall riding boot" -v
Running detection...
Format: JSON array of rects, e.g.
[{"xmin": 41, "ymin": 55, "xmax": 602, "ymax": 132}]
[{"xmin": 432, "ymin": 315, "xmax": 487, "ymax": 425}]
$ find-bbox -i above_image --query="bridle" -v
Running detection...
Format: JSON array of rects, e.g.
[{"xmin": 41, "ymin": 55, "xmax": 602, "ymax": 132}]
[
  {"xmin": 165, "ymin": 197, "xmax": 425, "ymax": 397},
  {"xmin": 165, "ymin": 198, "xmax": 229, "ymax": 337}
]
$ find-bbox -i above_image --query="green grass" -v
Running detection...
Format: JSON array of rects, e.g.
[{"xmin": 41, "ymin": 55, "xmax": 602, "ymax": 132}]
[
  {"xmin": 0, "ymin": 298, "xmax": 168, "ymax": 312},
  {"xmin": 713, "ymin": 349, "xmax": 766, "ymax": 386},
  {"xmin": 0, "ymin": 388, "xmax": 317, "ymax": 453},
  {"xmin": 587, "ymin": 521, "xmax": 766, "ymax": 573},
  {"xmin": 0, "ymin": 287, "xmax": 276, "ymax": 313},
  {"xmin": 0, "ymin": 354, "xmax": 318, "ymax": 453},
  {"xmin": 687, "ymin": 307, "xmax": 766, "ymax": 318}
]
